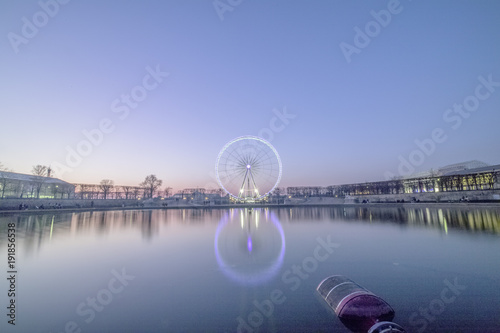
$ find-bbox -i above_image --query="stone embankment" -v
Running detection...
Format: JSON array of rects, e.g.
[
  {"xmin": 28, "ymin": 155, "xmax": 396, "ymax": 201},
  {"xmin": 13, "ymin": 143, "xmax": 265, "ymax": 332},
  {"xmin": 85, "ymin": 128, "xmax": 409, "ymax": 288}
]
[
  {"xmin": 0, "ymin": 198, "xmax": 140, "ymax": 211},
  {"xmin": 1, "ymin": 189, "xmax": 499, "ymax": 214}
]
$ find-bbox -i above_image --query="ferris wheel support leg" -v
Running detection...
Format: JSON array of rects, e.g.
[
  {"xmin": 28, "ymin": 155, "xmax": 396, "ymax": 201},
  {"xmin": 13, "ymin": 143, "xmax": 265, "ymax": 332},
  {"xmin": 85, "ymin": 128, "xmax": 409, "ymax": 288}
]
[
  {"xmin": 249, "ymin": 170, "xmax": 260, "ymax": 198},
  {"xmin": 239, "ymin": 169, "xmax": 249, "ymax": 197}
]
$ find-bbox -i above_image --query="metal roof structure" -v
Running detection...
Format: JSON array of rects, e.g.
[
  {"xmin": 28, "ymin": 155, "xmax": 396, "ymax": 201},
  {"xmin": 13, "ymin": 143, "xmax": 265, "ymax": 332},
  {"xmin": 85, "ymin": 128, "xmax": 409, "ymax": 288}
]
[
  {"xmin": 437, "ymin": 160, "xmax": 490, "ymax": 175},
  {"xmin": 440, "ymin": 164, "xmax": 500, "ymax": 177},
  {"xmin": 0, "ymin": 171, "xmax": 74, "ymax": 186}
]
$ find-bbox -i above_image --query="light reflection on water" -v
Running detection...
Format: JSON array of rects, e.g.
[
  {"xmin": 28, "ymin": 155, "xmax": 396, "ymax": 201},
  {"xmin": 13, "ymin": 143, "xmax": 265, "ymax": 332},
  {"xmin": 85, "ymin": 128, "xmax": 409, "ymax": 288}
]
[
  {"xmin": 214, "ymin": 208, "xmax": 286, "ymax": 286},
  {"xmin": 0, "ymin": 205, "xmax": 499, "ymax": 332},
  {"xmin": 274, "ymin": 206, "xmax": 500, "ymax": 234},
  {"xmin": 2, "ymin": 206, "xmax": 499, "ymax": 248}
]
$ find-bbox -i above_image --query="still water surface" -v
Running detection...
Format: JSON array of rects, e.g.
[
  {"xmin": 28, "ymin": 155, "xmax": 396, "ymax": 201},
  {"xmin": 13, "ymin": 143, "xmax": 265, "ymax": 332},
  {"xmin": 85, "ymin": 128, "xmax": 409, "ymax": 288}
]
[{"xmin": 1, "ymin": 206, "xmax": 499, "ymax": 332}]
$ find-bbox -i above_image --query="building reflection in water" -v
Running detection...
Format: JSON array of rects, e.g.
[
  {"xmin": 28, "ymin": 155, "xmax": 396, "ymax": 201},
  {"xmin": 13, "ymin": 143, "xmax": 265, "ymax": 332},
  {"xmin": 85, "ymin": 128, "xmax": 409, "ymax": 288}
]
[
  {"xmin": 0, "ymin": 205, "xmax": 498, "ymax": 260},
  {"xmin": 274, "ymin": 206, "xmax": 500, "ymax": 234},
  {"xmin": 0, "ymin": 210, "xmax": 168, "ymax": 257},
  {"xmin": 214, "ymin": 208, "xmax": 286, "ymax": 286}
]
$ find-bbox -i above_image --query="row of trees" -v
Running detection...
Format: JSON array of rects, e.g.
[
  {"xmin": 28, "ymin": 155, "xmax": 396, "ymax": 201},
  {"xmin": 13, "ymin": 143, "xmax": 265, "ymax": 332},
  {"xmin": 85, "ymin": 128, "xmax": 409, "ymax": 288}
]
[
  {"xmin": 0, "ymin": 163, "xmax": 171, "ymax": 200},
  {"xmin": 3, "ymin": 161, "xmax": 497, "ymax": 200},
  {"xmin": 75, "ymin": 175, "xmax": 172, "ymax": 200}
]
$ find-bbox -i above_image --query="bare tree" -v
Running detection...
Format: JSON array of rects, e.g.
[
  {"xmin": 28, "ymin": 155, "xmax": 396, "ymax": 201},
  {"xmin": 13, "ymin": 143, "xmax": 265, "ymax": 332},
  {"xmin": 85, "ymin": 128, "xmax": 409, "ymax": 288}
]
[
  {"xmin": 24, "ymin": 182, "xmax": 36, "ymax": 198},
  {"xmin": 30, "ymin": 165, "xmax": 50, "ymax": 199},
  {"xmin": 64, "ymin": 185, "xmax": 74, "ymax": 199},
  {"xmin": 91, "ymin": 184, "xmax": 100, "ymax": 199},
  {"xmin": 140, "ymin": 175, "xmax": 162, "ymax": 199},
  {"xmin": 50, "ymin": 184, "xmax": 60, "ymax": 199},
  {"xmin": 7, "ymin": 180, "xmax": 22, "ymax": 198},
  {"xmin": 164, "ymin": 186, "xmax": 172, "ymax": 198},
  {"xmin": 77, "ymin": 184, "xmax": 89, "ymax": 199},
  {"xmin": 121, "ymin": 186, "xmax": 134, "ymax": 199},
  {"xmin": 99, "ymin": 179, "xmax": 114, "ymax": 199},
  {"xmin": 32, "ymin": 165, "xmax": 48, "ymax": 176},
  {"xmin": 0, "ymin": 171, "xmax": 9, "ymax": 198},
  {"xmin": 32, "ymin": 180, "xmax": 45, "ymax": 198},
  {"xmin": 273, "ymin": 187, "xmax": 283, "ymax": 204}
]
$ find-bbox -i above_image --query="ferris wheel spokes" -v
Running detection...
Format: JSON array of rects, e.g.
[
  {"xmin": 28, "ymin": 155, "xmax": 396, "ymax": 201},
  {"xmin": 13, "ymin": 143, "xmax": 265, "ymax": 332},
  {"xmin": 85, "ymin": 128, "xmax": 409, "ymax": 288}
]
[
  {"xmin": 216, "ymin": 136, "xmax": 282, "ymax": 201},
  {"xmin": 238, "ymin": 165, "xmax": 260, "ymax": 199}
]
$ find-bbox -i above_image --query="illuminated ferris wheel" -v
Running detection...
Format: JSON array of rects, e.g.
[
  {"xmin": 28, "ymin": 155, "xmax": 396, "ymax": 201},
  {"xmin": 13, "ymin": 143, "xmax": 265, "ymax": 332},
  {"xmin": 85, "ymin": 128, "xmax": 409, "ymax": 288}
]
[{"xmin": 215, "ymin": 136, "xmax": 282, "ymax": 201}]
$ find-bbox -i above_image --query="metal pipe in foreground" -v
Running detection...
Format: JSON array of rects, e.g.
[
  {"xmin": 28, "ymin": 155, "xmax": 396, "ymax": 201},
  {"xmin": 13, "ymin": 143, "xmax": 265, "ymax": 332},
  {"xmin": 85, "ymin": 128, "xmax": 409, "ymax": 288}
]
[{"xmin": 317, "ymin": 275, "xmax": 406, "ymax": 333}]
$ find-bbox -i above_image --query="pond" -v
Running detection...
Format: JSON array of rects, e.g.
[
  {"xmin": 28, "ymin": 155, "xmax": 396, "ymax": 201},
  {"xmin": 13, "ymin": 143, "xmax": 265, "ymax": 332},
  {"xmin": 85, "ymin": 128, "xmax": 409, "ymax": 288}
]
[{"xmin": 1, "ymin": 205, "xmax": 499, "ymax": 332}]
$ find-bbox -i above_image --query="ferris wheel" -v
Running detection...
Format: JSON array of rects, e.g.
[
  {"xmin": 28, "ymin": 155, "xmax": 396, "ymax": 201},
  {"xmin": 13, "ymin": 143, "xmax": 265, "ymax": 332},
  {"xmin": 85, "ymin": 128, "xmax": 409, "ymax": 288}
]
[{"xmin": 216, "ymin": 136, "xmax": 282, "ymax": 201}]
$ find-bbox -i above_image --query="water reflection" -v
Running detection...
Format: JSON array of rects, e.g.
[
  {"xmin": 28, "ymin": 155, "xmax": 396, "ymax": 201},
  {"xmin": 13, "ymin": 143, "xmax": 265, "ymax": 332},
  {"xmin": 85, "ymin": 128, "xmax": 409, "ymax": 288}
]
[
  {"xmin": 214, "ymin": 208, "xmax": 286, "ymax": 286},
  {"xmin": 0, "ymin": 206, "xmax": 498, "ymax": 332},
  {"xmin": 0, "ymin": 205, "xmax": 498, "ymax": 260},
  {"xmin": 70, "ymin": 210, "xmax": 160, "ymax": 239},
  {"xmin": 274, "ymin": 206, "xmax": 500, "ymax": 234},
  {"xmin": 0, "ymin": 210, "xmax": 171, "ymax": 258}
]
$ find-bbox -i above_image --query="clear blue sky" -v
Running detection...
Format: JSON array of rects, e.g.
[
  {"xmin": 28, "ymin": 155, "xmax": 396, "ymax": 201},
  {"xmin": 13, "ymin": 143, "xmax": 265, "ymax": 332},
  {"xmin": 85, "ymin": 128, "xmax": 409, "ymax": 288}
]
[{"xmin": 1, "ymin": 0, "xmax": 499, "ymax": 192}]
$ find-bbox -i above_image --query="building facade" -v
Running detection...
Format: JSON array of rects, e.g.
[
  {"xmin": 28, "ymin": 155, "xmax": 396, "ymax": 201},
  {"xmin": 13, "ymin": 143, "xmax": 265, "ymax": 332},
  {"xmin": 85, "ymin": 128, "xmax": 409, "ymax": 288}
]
[
  {"xmin": 286, "ymin": 164, "xmax": 500, "ymax": 197},
  {"xmin": 0, "ymin": 171, "xmax": 75, "ymax": 199}
]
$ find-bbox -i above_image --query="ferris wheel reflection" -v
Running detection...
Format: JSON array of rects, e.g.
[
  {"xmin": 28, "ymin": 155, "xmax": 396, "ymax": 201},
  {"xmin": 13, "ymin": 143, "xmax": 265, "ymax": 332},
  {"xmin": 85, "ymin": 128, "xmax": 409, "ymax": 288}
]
[{"xmin": 214, "ymin": 208, "xmax": 286, "ymax": 286}]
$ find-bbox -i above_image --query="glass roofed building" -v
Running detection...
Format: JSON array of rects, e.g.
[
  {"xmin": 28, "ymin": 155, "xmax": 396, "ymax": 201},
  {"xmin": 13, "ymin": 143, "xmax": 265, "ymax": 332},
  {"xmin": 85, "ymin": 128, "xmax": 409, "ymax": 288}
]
[
  {"xmin": 437, "ymin": 160, "xmax": 491, "ymax": 175},
  {"xmin": 0, "ymin": 171, "xmax": 75, "ymax": 199}
]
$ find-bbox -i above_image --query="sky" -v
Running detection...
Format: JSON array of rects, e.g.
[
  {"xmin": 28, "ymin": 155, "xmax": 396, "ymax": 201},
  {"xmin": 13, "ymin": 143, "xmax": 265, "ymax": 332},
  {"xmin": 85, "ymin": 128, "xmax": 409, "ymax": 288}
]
[{"xmin": 1, "ymin": 0, "xmax": 500, "ymax": 193}]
